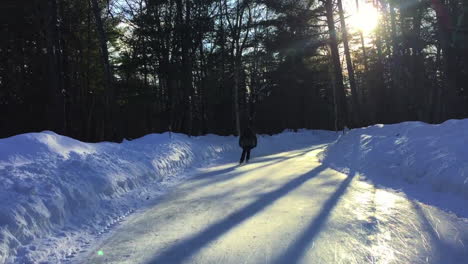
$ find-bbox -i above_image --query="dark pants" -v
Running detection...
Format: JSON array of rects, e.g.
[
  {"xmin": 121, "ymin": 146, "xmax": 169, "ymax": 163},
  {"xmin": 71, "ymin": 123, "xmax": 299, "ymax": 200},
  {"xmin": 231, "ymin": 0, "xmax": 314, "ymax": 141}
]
[{"xmin": 240, "ymin": 148, "xmax": 251, "ymax": 164}]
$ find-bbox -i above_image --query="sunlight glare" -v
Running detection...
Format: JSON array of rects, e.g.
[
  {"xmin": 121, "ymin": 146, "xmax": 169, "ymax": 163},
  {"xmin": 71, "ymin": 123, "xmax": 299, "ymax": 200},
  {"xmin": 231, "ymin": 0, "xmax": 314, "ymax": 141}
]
[{"xmin": 348, "ymin": 3, "xmax": 380, "ymax": 35}]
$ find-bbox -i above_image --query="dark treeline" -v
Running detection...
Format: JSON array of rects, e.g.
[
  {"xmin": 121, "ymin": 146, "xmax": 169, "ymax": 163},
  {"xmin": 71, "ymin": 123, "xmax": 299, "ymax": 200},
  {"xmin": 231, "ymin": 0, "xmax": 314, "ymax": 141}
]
[{"xmin": 1, "ymin": 0, "xmax": 467, "ymax": 141}]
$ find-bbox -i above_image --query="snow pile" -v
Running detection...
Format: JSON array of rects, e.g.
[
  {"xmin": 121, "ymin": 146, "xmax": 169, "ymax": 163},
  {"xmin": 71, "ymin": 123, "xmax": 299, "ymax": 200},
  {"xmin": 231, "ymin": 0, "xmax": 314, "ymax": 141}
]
[
  {"xmin": 321, "ymin": 119, "xmax": 468, "ymax": 201},
  {"xmin": 0, "ymin": 129, "xmax": 335, "ymax": 264},
  {"xmin": 0, "ymin": 132, "xmax": 237, "ymax": 263}
]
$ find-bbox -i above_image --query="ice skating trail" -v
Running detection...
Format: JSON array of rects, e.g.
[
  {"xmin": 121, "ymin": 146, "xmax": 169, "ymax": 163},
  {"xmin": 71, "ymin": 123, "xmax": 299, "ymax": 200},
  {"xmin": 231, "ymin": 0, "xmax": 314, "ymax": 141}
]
[{"xmin": 75, "ymin": 143, "xmax": 468, "ymax": 264}]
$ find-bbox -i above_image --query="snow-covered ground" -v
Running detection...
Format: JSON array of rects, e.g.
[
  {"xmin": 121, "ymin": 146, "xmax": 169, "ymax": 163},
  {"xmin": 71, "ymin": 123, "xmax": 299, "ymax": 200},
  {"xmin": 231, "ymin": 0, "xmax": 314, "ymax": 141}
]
[
  {"xmin": 321, "ymin": 119, "xmax": 468, "ymax": 217},
  {"xmin": 2, "ymin": 119, "xmax": 468, "ymax": 264},
  {"xmin": 0, "ymin": 130, "xmax": 333, "ymax": 264}
]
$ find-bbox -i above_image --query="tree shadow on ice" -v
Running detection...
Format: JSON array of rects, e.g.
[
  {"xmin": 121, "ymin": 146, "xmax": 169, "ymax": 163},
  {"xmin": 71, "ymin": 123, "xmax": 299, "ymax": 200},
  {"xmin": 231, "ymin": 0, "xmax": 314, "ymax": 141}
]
[
  {"xmin": 186, "ymin": 146, "xmax": 320, "ymax": 190},
  {"xmin": 144, "ymin": 164, "xmax": 328, "ymax": 264},
  {"xmin": 271, "ymin": 169, "xmax": 357, "ymax": 264},
  {"xmin": 252, "ymin": 145, "xmax": 324, "ymax": 163}
]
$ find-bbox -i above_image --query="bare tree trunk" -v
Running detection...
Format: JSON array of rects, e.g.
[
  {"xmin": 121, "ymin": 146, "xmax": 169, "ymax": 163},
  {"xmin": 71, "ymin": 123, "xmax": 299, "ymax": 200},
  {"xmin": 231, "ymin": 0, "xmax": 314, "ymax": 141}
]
[
  {"xmin": 224, "ymin": 0, "xmax": 251, "ymax": 136},
  {"xmin": 175, "ymin": 0, "xmax": 194, "ymax": 135},
  {"xmin": 410, "ymin": 3, "xmax": 426, "ymax": 121},
  {"xmin": 355, "ymin": 0, "xmax": 369, "ymax": 72},
  {"xmin": 337, "ymin": 0, "xmax": 359, "ymax": 126},
  {"xmin": 90, "ymin": 0, "xmax": 114, "ymax": 139},
  {"xmin": 388, "ymin": 1, "xmax": 404, "ymax": 121},
  {"xmin": 374, "ymin": 18, "xmax": 387, "ymax": 123},
  {"xmin": 353, "ymin": 0, "xmax": 369, "ymax": 122},
  {"xmin": 328, "ymin": 47, "xmax": 339, "ymax": 132},
  {"xmin": 431, "ymin": 44, "xmax": 443, "ymax": 122},
  {"xmin": 232, "ymin": 0, "xmax": 242, "ymax": 136},
  {"xmin": 325, "ymin": 0, "xmax": 348, "ymax": 129},
  {"xmin": 234, "ymin": 57, "xmax": 241, "ymax": 136},
  {"xmin": 185, "ymin": 0, "xmax": 193, "ymax": 135},
  {"xmin": 431, "ymin": 0, "xmax": 462, "ymax": 120}
]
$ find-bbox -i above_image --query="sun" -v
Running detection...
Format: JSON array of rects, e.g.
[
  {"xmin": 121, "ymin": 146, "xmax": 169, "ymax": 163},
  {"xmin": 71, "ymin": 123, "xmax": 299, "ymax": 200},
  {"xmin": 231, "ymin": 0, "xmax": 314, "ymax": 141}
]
[{"xmin": 347, "ymin": 3, "xmax": 380, "ymax": 35}]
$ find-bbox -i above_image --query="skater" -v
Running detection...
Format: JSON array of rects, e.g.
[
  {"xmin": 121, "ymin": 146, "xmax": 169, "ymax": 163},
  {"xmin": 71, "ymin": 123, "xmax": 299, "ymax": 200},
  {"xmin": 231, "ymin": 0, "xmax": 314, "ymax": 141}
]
[{"xmin": 239, "ymin": 126, "xmax": 257, "ymax": 164}]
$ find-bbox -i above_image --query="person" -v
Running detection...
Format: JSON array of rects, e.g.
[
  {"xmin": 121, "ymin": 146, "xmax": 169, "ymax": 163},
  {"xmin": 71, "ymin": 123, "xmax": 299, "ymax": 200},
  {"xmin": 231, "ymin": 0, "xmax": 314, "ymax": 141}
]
[{"xmin": 239, "ymin": 126, "xmax": 257, "ymax": 164}]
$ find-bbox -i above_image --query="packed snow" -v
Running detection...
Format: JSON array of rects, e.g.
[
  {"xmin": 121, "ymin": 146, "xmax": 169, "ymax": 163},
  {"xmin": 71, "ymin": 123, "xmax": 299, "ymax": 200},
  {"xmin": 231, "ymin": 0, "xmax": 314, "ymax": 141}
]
[{"xmin": 2, "ymin": 119, "xmax": 468, "ymax": 264}]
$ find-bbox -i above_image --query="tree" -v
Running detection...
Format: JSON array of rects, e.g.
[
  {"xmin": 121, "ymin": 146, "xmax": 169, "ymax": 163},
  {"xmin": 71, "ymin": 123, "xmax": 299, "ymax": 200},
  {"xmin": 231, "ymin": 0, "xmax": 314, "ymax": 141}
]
[
  {"xmin": 2, "ymin": 0, "xmax": 468, "ymax": 141},
  {"xmin": 324, "ymin": 0, "xmax": 348, "ymax": 130},
  {"xmin": 91, "ymin": 0, "xmax": 116, "ymax": 138},
  {"xmin": 337, "ymin": 0, "xmax": 359, "ymax": 126}
]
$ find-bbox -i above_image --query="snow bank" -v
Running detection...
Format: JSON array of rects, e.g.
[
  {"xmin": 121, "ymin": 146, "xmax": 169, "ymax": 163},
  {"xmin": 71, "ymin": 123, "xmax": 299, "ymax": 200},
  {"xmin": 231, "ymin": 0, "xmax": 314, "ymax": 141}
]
[
  {"xmin": 0, "ymin": 129, "xmax": 335, "ymax": 264},
  {"xmin": 0, "ymin": 132, "xmax": 237, "ymax": 263},
  {"xmin": 321, "ymin": 119, "xmax": 468, "ymax": 202}
]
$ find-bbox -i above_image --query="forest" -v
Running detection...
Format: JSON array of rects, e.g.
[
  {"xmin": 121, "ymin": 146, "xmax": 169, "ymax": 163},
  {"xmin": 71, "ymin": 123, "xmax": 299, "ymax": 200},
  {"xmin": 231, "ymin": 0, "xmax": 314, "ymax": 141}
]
[{"xmin": 1, "ymin": 0, "xmax": 467, "ymax": 141}]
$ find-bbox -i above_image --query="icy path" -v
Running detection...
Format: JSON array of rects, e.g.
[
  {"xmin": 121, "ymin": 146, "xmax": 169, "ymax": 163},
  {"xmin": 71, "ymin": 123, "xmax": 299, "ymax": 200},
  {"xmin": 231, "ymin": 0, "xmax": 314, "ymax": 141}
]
[{"xmin": 76, "ymin": 145, "xmax": 468, "ymax": 264}]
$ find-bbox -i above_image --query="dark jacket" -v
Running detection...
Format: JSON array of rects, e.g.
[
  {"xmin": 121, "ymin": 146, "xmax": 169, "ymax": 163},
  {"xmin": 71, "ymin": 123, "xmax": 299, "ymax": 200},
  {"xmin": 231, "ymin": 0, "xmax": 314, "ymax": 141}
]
[{"xmin": 239, "ymin": 127, "xmax": 257, "ymax": 149}]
